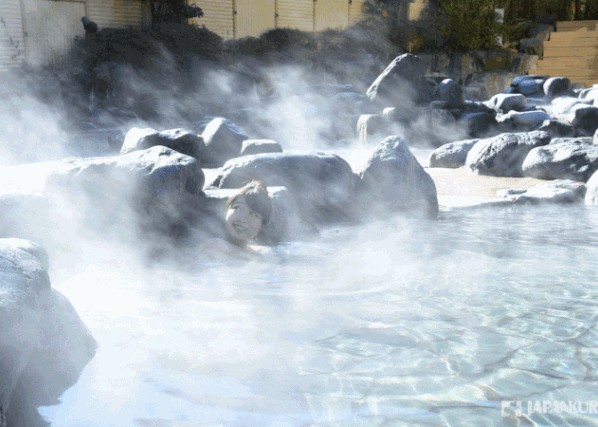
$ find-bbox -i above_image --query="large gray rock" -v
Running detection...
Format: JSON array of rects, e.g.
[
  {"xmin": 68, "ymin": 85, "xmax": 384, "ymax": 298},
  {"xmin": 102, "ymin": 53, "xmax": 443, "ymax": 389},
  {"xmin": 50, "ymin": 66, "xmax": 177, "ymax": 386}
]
[
  {"xmin": 0, "ymin": 146, "xmax": 203, "ymax": 197},
  {"xmin": 0, "ymin": 238, "xmax": 95, "ymax": 426},
  {"xmin": 366, "ymin": 54, "xmax": 432, "ymax": 107},
  {"xmin": 448, "ymin": 101, "xmax": 498, "ymax": 139},
  {"xmin": 466, "ymin": 131, "xmax": 551, "ymax": 177},
  {"xmin": 433, "ymin": 78, "xmax": 464, "ymax": 109},
  {"xmin": 210, "ymin": 152, "xmax": 357, "ymax": 226},
  {"xmin": 538, "ymin": 119, "xmax": 577, "ymax": 138},
  {"xmin": 46, "ymin": 146, "xmax": 204, "ymax": 206},
  {"xmin": 543, "ymin": 77, "xmax": 571, "ymax": 99},
  {"xmin": 522, "ymin": 137, "xmax": 598, "ymax": 182},
  {"xmin": 429, "ymin": 139, "xmax": 479, "ymax": 168},
  {"xmin": 585, "ymin": 170, "xmax": 598, "ymax": 205},
  {"xmin": 572, "ymin": 106, "xmax": 598, "ymax": 136},
  {"xmin": 0, "ymin": 147, "xmax": 204, "ymax": 240},
  {"xmin": 578, "ymin": 86, "xmax": 598, "ymax": 104},
  {"xmin": 120, "ymin": 127, "xmax": 205, "ymax": 160},
  {"xmin": 497, "ymin": 180, "xmax": 586, "ymax": 205},
  {"xmin": 502, "ymin": 110, "xmax": 551, "ymax": 131},
  {"xmin": 201, "ymin": 117, "xmax": 249, "ymax": 166},
  {"xmin": 358, "ymin": 136, "xmax": 438, "ymax": 218},
  {"xmin": 457, "ymin": 111, "xmax": 498, "ymax": 138},
  {"xmin": 507, "ymin": 74, "xmax": 547, "ymax": 97},
  {"xmin": 487, "ymin": 93, "xmax": 527, "ymax": 113},
  {"xmin": 240, "ymin": 139, "xmax": 282, "ymax": 156}
]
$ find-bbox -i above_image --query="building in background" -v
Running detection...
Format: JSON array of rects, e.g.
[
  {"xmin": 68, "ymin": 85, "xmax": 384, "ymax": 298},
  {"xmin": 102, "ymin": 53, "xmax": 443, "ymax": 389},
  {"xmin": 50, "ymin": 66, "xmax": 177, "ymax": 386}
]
[
  {"xmin": 190, "ymin": 0, "xmax": 365, "ymax": 40},
  {"xmin": 0, "ymin": 0, "xmax": 149, "ymax": 70},
  {"xmin": 1, "ymin": 0, "xmax": 434, "ymax": 70}
]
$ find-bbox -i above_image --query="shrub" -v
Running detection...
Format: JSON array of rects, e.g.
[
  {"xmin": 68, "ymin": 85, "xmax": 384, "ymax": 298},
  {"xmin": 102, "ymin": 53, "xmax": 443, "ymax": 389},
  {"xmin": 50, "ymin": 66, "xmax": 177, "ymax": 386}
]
[{"xmin": 437, "ymin": 0, "xmax": 504, "ymax": 52}]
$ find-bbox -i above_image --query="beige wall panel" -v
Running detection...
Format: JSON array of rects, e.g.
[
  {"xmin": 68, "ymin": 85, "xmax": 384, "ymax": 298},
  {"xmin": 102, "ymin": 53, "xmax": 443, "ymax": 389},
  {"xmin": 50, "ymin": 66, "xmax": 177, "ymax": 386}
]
[
  {"xmin": 22, "ymin": 0, "xmax": 85, "ymax": 66},
  {"xmin": 190, "ymin": 0, "xmax": 233, "ymax": 39},
  {"xmin": 0, "ymin": 0, "xmax": 25, "ymax": 70},
  {"xmin": 87, "ymin": 0, "xmax": 149, "ymax": 30},
  {"xmin": 349, "ymin": 0, "xmax": 364, "ymax": 23},
  {"xmin": 314, "ymin": 0, "xmax": 349, "ymax": 31},
  {"xmin": 235, "ymin": 0, "xmax": 275, "ymax": 38},
  {"xmin": 276, "ymin": 0, "xmax": 313, "ymax": 31}
]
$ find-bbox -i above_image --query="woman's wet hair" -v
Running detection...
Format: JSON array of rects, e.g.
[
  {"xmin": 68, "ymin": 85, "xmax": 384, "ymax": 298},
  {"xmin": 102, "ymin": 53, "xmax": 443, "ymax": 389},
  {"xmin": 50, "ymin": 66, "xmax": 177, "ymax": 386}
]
[{"xmin": 226, "ymin": 180, "xmax": 272, "ymax": 225}]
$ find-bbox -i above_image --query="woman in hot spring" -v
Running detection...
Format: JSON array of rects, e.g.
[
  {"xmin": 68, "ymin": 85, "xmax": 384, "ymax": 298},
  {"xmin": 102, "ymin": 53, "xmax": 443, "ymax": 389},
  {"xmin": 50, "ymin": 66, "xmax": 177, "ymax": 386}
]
[{"xmin": 218, "ymin": 180, "xmax": 272, "ymax": 254}]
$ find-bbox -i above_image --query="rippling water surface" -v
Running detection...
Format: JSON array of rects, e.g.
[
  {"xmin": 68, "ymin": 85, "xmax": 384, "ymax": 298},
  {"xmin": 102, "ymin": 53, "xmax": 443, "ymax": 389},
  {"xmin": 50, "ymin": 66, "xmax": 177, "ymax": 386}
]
[{"xmin": 41, "ymin": 204, "xmax": 598, "ymax": 426}]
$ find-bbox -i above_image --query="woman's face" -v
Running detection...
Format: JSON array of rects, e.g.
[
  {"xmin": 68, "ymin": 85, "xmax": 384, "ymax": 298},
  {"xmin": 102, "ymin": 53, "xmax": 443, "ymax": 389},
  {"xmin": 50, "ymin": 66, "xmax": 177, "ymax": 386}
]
[{"xmin": 225, "ymin": 196, "xmax": 264, "ymax": 244}]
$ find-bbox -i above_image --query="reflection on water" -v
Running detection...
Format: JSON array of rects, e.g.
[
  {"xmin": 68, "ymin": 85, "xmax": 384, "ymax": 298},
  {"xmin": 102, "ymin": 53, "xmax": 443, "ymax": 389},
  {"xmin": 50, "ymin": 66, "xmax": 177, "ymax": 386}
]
[{"xmin": 40, "ymin": 205, "xmax": 598, "ymax": 426}]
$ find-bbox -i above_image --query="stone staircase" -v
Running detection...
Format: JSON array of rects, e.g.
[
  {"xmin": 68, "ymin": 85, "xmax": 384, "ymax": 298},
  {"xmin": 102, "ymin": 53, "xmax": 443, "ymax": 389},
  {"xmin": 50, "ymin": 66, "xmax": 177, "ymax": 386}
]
[{"xmin": 534, "ymin": 20, "xmax": 598, "ymax": 87}]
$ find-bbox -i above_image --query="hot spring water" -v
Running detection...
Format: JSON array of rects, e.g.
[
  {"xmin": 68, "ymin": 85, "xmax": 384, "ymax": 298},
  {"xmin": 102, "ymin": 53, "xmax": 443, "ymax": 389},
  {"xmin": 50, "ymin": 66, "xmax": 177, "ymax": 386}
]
[{"xmin": 38, "ymin": 201, "xmax": 598, "ymax": 426}]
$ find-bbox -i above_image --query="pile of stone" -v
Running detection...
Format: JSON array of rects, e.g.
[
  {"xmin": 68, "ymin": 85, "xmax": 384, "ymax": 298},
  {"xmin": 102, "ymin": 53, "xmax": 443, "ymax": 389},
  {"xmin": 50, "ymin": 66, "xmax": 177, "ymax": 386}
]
[
  {"xmin": 427, "ymin": 73, "xmax": 598, "ymax": 205},
  {"xmin": 357, "ymin": 53, "xmax": 598, "ymax": 206}
]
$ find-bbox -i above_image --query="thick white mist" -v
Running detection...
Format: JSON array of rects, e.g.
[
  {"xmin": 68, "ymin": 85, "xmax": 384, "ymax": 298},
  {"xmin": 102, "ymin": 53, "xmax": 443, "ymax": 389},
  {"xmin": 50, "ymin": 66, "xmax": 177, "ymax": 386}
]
[
  {"xmin": 0, "ymin": 71, "xmax": 73, "ymax": 164},
  {"xmin": 38, "ymin": 206, "xmax": 598, "ymax": 426},
  {"xmin": 3, "ymin": 52, "xmax": 596, "ymax": 427}
]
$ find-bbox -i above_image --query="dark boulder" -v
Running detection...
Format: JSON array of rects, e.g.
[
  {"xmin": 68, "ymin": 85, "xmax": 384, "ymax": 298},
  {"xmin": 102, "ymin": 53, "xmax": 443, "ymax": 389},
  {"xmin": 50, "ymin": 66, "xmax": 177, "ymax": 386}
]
[
  {"xmin": 507, "ymin": 74, "xmax": 547, "ymax": 97},
  {"xmin": 433, "ymin": 78, "xmax": 464, "ymax": 109},
  {"xmin": 358, "ymin": 136, "xmax": 438, "ymax": 218},
  {"xmin": 498, "ymin": 179, "xmax": 586, "ymax": 205},
  {"xmin": 538, "ymin": 119, "xmax": 577, "ymax": 138},
  {"xmin": 0, "ymin": 147, "xmax": 204, "ymax": 241},
  {"xmin": 571, "ymin": 106, "xmax": 598, "ymax": 136},
  {"xmin": 209, "ymin": 152, "xmax": 357, "ymax": 226},
  {"xmin": 522, "ymin": 137, "xmax": 598, "ymax": 182},
  {"xmin": 0, "ymin": 239, "xmax": 95, "ymax": 427},
  {"xmin": 543, "ymin": 76, "xmax": 571, "ymax": 99},
  {"xmin": 466, "ymin": 131, "xmax": 551, "ymax": 177},
  {"xmin": 120, "ymin": 127, "xmax": 205, "ymax": 161},
  {"xmin": 500, "ymin": 110, "xmax": 550, "ymax": 132},
  {"xmin": 201, "ymin": 117, "xmax": 249, "ymax": 166},
  {"xmin": 457, "ymin": 111, "xmax": 498, "ymax": 138},
  {"xmin": 487, "ymin": 93, "xmax": 527, "ymax": 113},
  {"xmin": 240, "ymin": 139, "xmax": 283, "ymax": 156},
  {"xmin": 366, "ymin": 54, "xmax": 432, "ymax": 108},
  {"xmin": 429, "ymin": 139, "xmax": 480, "ymax": 168}
]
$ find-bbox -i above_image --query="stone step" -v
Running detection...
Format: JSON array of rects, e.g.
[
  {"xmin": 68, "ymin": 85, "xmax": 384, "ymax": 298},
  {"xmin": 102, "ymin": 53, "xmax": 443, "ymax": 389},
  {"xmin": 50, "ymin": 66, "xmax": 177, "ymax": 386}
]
[
  {"xmin": 537, "ymin": 21, "xmax": 598, "ymax": 87},
  {"xmin": 546, "ymin": 36, "xmax": 598, "ymax": 47},
  {"xmin": 544, "ymin": 45, "xmax": 598, "ymax": 57},
  {"xmin": 533, "ymin": 67, "xmax": 598, "ymax": 78},
  {"xmin": 539, "ymin": 56, "xmax": 598, "ymax": 67},
  {"xmin": 556, "ymin": 20, "xmax": 598, "ymax": 31},
  {"xmin": 550, "ymin": 30, "xmax": 598, "ymax": 40}
]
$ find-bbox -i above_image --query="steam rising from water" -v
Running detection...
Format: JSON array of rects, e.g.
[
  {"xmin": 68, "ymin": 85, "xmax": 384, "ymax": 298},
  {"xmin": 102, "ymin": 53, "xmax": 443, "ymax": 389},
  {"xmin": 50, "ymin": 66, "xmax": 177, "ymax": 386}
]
[
  {"xmin": 0, "ymin": 72, "xmax": 72, "ymax": 163},
  {"xmin": 2, "ymin": 56, "xmax": 597, "ymax": 426},
  {"xmin": 39, "ymin": 207, "xmax": 598, "ymax": 425}
]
